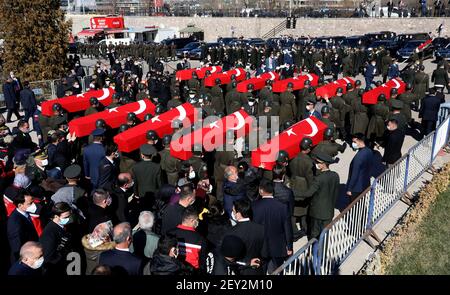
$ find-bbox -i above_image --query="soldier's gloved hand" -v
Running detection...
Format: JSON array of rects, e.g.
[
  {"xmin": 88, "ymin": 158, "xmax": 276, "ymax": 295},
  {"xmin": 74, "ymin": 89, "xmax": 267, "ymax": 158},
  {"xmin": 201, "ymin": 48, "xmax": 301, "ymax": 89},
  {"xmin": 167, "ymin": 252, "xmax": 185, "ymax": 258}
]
[{"xmin": 340, "ymin": 142, "xmax": 347, "ymax": 152}]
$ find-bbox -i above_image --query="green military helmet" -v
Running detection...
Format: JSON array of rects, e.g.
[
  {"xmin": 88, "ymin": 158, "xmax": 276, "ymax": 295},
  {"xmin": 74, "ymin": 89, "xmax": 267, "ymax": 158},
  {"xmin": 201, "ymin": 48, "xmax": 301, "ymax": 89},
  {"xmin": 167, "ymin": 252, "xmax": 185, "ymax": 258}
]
[
  {"xmin": 215, "ymin": 78, "xmax": 221, "ymax": 85},
  {"xmin": 90, "ymin": 97, "xmax": 99, "ymax": 106},
  {"xmin": 378, "ymin": 93, "xmax": 386, "ymax": 102},
  {"xmin": 336, "ymin": 87, "xmax": 343, "ymax": 94},
  {"xmin": 266, "ymin": 79, "xmax": 273, "ymax": 86},
  {"xmin": 230, "ymin": 74, "xmax": 236, "ymax": 80},
  {"xmin": 308, "ymin": 86, "xmax": 315, "ymax": 93},
  {"xmin": 138, "ymin": 83, "xmax": 146, "ymax": 90},
  {"xmin": 283, "ymin": 120, "xmax": 295, "ymax": 130},
  {"xmin": 231, "ymin": 81, "xmax": 237, "ymax": 88},
  {"xmin": 287, "ymin": 82, "xmax": 294, "ymax": 89},
  {"xmin": 155, "ymin": 104, "xmax": 166, "ymax": 115},
  {"xmin": 95, "ymin": 119, "xmax": 106, "ymax": 129},
  {"xmin": 346, "ymin": 83, "xmax": 353, "ymax": 90},
  {"xmin": 304, "ymin": 79, "xmax": 311, "ymax": 86},
  {"xmin": 162, "ymin": 134, "xmax": 172, "ymax": 147},
  {"xmin": 300, "ymin": 137, "xmax": 313, "ymax": 151},
  {"xmin": 52, "ymin": 103, "xmax": 62, "ymax": 112},
  {"xmin": 276, "ymin": 150, "xmax": 290, "ymax": 165},
  {"xmin": 405, "ymin": 83, "xmax": 413, "ymax": 91},
  {"xmin": 247, "ymin": 83, "xmax": 254, "ymax": 91},
  {"xmin": 375, "ymin": 81, "xmax": 382, "ymax": 87},
  {"xmin": 127, "ymin": 112, "xmax": 137, "ymax": 122},
  {"xmin": 355, "ymin": 80, "xmax": 362, "ymax": 86},
  {"xmin": 144, "ymin": 113, "xmax": 153, "ymax": 121},
  {"xmin": 146, "ymin": 130, "xmax": 159, "ymax": 141},
  {"xmin": 323, "ymin": 127, "xmax": 334, "ymax": 140},
  {"xmin": 118, "ymin": 124, "xmax": 129, "ymax": 133},
  {"xmin": 172, "ymin": 119, "xmax": 183, "ymax": 129},
  {"xmin": 321, "ymin": 105, "xmax": 330, "ymax": 115},
  {"xmin": 112, "ymin": 93, "xmax": 121, "ymax": 101},
  {"xmin": 390, "ymin": 88, "xmax": 398, "ymax": 95}
]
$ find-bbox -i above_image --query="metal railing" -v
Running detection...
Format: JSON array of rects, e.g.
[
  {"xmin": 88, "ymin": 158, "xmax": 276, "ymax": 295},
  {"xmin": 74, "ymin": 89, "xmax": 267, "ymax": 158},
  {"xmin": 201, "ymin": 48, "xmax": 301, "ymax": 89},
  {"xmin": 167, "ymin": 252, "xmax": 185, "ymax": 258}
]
[
  {"xmin": 274, "ymin": 106, "xmax": 450, "ymax": 275},
  {"xmin": 271, "ymin": 239, "xmax": 317, "ymax": 275},
  {"xmin": 262, "ymin": 19, "xmax": 288, "ymax": 39}
]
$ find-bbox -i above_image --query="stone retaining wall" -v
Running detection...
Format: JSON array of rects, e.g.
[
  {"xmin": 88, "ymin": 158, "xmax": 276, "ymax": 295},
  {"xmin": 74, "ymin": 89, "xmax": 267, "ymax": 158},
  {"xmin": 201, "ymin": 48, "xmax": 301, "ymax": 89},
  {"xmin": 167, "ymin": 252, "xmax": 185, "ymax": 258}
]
[{"xmin": 68, "ymin": 15, "xmax": 449, "ymax": 42}]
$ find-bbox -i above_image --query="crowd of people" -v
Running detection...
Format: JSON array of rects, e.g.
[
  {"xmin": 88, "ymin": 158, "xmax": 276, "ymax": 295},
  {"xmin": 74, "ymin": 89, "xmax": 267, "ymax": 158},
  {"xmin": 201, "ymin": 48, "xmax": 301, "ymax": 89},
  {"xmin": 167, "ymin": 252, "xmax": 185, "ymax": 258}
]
[{"xmin": 0, "ymin": 34, "xmax": 447, "ymax": 276}]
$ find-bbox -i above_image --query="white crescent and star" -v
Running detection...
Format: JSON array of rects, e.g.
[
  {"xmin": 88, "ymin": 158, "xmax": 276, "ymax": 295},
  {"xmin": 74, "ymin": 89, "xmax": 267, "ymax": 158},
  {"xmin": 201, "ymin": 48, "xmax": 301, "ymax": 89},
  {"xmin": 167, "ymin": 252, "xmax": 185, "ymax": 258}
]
[
  {"xmin": 108, "ymin": 107, "xmax": 119, "ymax": 113},
  {"xmin": 235, "ymin": 69, "xmax": 242, "ymax": 77},
  {"xmin": 151, "ymin": 116, "xmax": 161, "ymax": 123},
  {"xmin": 286, "ymin": 128, "xmax": 297, "ymax": 136},
  {"xmin": 268, "ymin": 72, "xmax": 276, "ymax": 80},
  {"xmin": 303, "ymin": 118, "xmax": 319, "ymax": 137},
  {"xmin": 392, "ymin": 79, "xmax": 401, "ymax": 89},
  {"xmin": 306, "ymin": 74, "xmax": 313, "ymax": 81},
  {"xmin": 133, "ymin": 100, "xmax": 147, "ymax": 115},
  {"xmin": 230, "ymin": 111, "xmax": 246, "ymax": 130},
  {"xmin": 343, "ymin": 78, "xmax": 351, "ymax": 84},
  {"xmin": 97, "ymin": 88, "xmax": 110, "ymax": 101},
  {"xmin": 176, "ymin": 105, "xmax": 187, "ymax": 121}
]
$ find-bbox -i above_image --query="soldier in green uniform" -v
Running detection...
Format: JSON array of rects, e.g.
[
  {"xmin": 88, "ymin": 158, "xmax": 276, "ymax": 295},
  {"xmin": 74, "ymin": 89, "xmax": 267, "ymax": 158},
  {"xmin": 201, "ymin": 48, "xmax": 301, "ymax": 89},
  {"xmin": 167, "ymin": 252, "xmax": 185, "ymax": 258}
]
[
  {"xmin": 397, "ymin": 83, "xmax": 415, "ymax": 123},
  {"xmin": 84, "ymin": 97, "xmax": 103, "ymax": 117},
  {"xmin": 210, "ymin": 78, "xmax": 225, "ymax": 113},
  {"xmin": 136, "ymin": 83, "xmax": 148, "ymax": 101},
  {"xmin": 412, "ymin": 65, "xmax": 429, "ymax": 110},
  {"xmin": 312, "ymin": 128, "xmax": 347, "ymax": 158},
  {"xmin": 295, "ymin": 152, "xmax": 340, "ymax": 240},
  {"xmin": 224, "ymin": 81, "xmax": 242, "ymax": 115},
  {"xmin": 388, "ymin": 99, "xmax": 408, "ymax": 132},
  {"xmin": 279, "ymin": 82, "xmax": 297, "ymax": 126},
  {"xmin": 367, "ymin": 94, "xmax": 390, "ymax": 143},
  {"xmin": 288, "ymin": 138, "xmax": 315, "ymax": 233},
  {"xmin": 187, "ymin": 72, "xmax": 201, "ymax": 93},
  {"xmin": 329, "ymin": 87, "xmax": 347, "ymax": 140},
  {"xmin": 351, "ymin": 89, "xmax": 370, "ymax": 135},
  {"xmin": 296, "ymin": 80, "xmax": 311, "ymax": 121},
  {"xmin": 159, "ymin": 135, "xmax": 181, "ymax": 186},
  {"xmin": 214, "ymin": 131, "xmax": 236, "ymax": 201},
  {"xmin": 381, "ymin": 50, "xmax": 393, "ymax": 83},
  {"xmin": 342, "ymin": 52, "xmax": 354, "ymax": 77},
  {"xmin": 131, "ymin": 144, "xmax": 162, "ymax": 210}
]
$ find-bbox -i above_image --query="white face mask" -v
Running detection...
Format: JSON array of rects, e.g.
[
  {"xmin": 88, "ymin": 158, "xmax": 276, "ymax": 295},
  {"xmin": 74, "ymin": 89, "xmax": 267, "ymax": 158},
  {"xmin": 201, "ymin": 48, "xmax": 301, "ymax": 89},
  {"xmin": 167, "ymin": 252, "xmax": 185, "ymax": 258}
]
[
  {"xmin": 40, "ymin": 159, "xmax": 48, "ymax": 167},
  {"xmin": 352, "ymin": 142, "xmax": 359, "ymax": 150},
  {"xmin": 188, "ymin": 170, "xmax": 196, "ymax": 179},
  {"xmin": 189, "ymin": 94, "xmax": 195, "ymax": 98},
  {"xmin": 248, "ymin": 101, "xmax": 255, "ymax": 106},
  {"xmin": 59, "ymin": 217, "xmax": 70, "ymax": 226},
  {"xmin": 30, "ymin": 256, "xmax": 44, "ymax": 269},
  {"xmin": 74, "ymin": 84, "xmax": 79, "ymax": 88},
  {"xmin": 26, "ymin": 202, "xmax": 37, "ymax": 214},
  {"xmin": 315, "ymin": 163, "xmax": 321, "ymax": 170}
]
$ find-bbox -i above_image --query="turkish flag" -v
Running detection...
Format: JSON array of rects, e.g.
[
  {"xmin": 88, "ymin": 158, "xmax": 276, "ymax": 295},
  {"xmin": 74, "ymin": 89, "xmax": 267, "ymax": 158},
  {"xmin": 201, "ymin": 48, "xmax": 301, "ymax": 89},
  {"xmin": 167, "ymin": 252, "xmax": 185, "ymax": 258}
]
[
  {"xmin": 170, "ymin": 110, "xmax": 254, "ymax": 160},
  {"xmin": 251, "ymin": 116, "xmax": 328, "ymax": 171},
  {"xmin": 41, "ymin": 88, "xmax": 115, "ymax": 117},
  {"xmin": 114, "ymin": 103, "xmax": 197, "ymax": 153},
  {"xmin": 176, "ymin": 66, "xmax": 222, "ymax": 81},
  {"xmin": 362, "ymin": 78, "xmax": 406, "ymax": 105},
  {"xmin": 418, "ymin": 39, "xmax": 432, "ymax": 51},
  {"xmin": 272, "ymin": 74, "xmax": 319, "ymax": 93},
  {"xmin": 237, "ymin": 71, "xmax": 280, "ymax": 93},
  {"xmin": 68, "ymin": 99, "xmax": 156, "ymax": 138},
  {"xmin": 204, "ymin": 68, "xmax": 247, "ymax": 87},
  {"xmin": 315, "ymin": 77, "xmax": 355, "ymax": 98}
]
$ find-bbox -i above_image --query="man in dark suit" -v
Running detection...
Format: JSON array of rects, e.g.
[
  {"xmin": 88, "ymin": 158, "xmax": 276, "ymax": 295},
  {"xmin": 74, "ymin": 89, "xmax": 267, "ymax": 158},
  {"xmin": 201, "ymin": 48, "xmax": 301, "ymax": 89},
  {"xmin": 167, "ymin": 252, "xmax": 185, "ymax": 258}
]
[
  {"xmin": 40, "ymin": 202, "xmax": 73, "ymax": 275},
  {"xmin": 131, "ymin": 144, "xmax": 162, "ymax": 210},
  {"xmin": 364, "ymin": 60, "xmax": 378, "ymax": 90},
  {"xmin": 224, "ymin": 198, "xmax": 265, "ymax": 275},
  {"xmin": 83, "ymin": 128, "xmax": 106, "ymax": 189},
  {"xmin": 346, "ymin": 133, "xmax": 373, "ymax": 203},
  {"xmin": 98, "ymin": 143, "xmax": 120, "ymax": 190},
  {"xmin": 381, "ymin": 119, "xmax": 405, "ymax": 166},
  {"xmin": 419, "ymin": 87, "xmax": 445, "ymax": 135},
  {"xmin": 3, "ymin": 77, "xmax": 22, "ymax": 122},
  {"xmin": 99, "ymin": 222, "xmax": 143, "ymax": 275},
  {"xmin": 304, "ymin": 98, "xmax": 322, "ymax": 119},
  {"xmin": 7, "ymin": 191, "xmax": 39, "ymax": 263},
  {"xmin": 252, "ymin": 179, "xmax": 293, "ymax": 274},
  {"xmin": 10, "ymin": 120, "xmax": 38, "ymax": 155},
  {"xmin": 87, "ymin": 189, "xmax": 114, "ymax": 233},
  {"xmin": 110, "ymin": 173, "xmax": 134, "ymax": 224},
  {"xmin": 19, "ymin": 81, "xmax": 37, "ymax": 123},
  {"xmin": 8, "ymin": 241, "xmax": 44, "ymax": 275}
]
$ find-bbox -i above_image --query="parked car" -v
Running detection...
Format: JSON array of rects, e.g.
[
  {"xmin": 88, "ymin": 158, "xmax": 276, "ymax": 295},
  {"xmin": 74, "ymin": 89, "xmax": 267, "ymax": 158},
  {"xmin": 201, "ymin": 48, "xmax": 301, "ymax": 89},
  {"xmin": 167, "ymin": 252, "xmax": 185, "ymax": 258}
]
[
  {"xmin": 341, "ymin": 35, "xmax": 371, "ymax": 48},
  {"xmin": 160, "ymin": 37, "xmax": 197, "ymax": 49},
  {"xmin": 397, "ymin": 40, "xmax": 428, "ymax": 59},
  {"xmin": 435, "ymin": 43, "xmax": 450, "ymax": 60},
  {"xmin": 188, "ymin": 42, "xmax": 219, "ymax": 60},
  {"xmin": 217, "ymin": 37, "xmax": 237, "ymax": 45},
  {"xmin": 176, "ymin": 42, "xmax": 204, "ymax": 58}
]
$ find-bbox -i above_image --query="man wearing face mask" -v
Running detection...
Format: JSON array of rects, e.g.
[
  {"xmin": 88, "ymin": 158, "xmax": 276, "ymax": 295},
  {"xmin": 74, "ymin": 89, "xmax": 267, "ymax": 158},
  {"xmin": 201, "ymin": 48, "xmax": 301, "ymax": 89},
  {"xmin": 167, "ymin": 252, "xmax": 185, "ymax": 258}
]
[
  {"xmin": 304, "ymin": 98, "xmax": 321, "ymax": 119},
  {"xmin": 168, "ymin": 206, "xmax": 208, "ymax": 272},
  {"xmin": 98, "ymin": 143, "xmax": 120, "ymax": 190},
  {"xmin": 7, "ymin": 191, "xmax": 39, "ymax": 263},
  {"xmin": 25, "ymin": 150, "xmax": 49, "ymax": 187},
  {"xmin": 39, "ymin": 202, "xmax": 73, "ymax": 275},
  {"xmin": 87, "ymin": 189, "xmax": 114, "ymax": 233},
  {"xmin": 346, "ymin": 133, "xmax": 373, "ymax": 203},
  {"xmin": 295, "ymin": 152, "xmax": 340, "ymax": 240},
  {"xmin": 8, "ymin": 241, "xmax": 44, "ymax": 275},
  {"xmin": 242, "ymin": 93, "xmax": 258, "ymax": 116}
]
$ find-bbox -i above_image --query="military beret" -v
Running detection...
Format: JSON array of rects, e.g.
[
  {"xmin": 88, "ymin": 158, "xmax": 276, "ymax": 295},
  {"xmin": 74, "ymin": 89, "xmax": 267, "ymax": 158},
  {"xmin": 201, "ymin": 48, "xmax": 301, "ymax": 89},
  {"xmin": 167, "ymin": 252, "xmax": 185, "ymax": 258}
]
[
  {"xmin": 313, "ymin": 152, "xmax": 338, "ymax": 164},
  {"xmin": 391, "ymin": 99, "xmax": 404, "ymax": 110},
  {"xmin": 140, "ymin": 144, "xmax": 157, "ymax": 156},
  {"xmin": 91, "ymin": 128, "xmax": 105, "ymax": 136},
  {"xmin": 306, "ymin": 98, "xmax": 316, "ymax": 105},
  {"xmin": 64, "ymin": 164, "xmax": 81, "ymax": 179}
]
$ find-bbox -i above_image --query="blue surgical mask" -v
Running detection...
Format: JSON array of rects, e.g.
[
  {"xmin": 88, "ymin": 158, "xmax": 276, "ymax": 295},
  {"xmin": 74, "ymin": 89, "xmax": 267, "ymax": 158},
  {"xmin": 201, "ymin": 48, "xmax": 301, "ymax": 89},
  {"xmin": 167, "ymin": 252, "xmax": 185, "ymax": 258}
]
[
  {"xmin": 352, "ymin": 142, "xmax": 359, "ymax": 150},
  {"xmin": 59, "ymin": 217, "xmax": 70, "ymax": 225}
]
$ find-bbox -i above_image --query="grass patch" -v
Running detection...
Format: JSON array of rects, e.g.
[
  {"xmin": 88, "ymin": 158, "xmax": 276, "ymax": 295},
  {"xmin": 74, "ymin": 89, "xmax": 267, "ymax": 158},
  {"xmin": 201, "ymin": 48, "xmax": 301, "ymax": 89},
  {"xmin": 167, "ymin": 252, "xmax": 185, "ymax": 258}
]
[{"xmin": 386, "ymin": 186, "xmax": 450, "ymax": 275}]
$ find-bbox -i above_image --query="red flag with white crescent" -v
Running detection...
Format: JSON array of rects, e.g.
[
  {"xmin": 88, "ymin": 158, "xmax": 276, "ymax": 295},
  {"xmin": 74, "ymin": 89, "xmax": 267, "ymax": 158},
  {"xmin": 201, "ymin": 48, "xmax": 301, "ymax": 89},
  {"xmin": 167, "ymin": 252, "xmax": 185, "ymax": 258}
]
[
  {"xmin": 41, "ymin": 88, "xmax": 115, "ymax": 116},
  {"xmin": 68, "ymin": 99, "xmax": 156, "ymax": 138},
  {"xmin": 236, "ymin": 71, "xmax": 280, "ymax": 93},
  {"xmin": 362, "ymin": 78, "xmax": 406, "ymax": 105},
  {"xmin": 114, "ymin": 103, "xmax": 197, "ymax": 153},
  {"xmin": 272, "ymin": 74, "xmax": 319, "ymax": 93},
  {"xmin": 204, "ymin": 68, "xmax": 247, "ymax": 87},
  {"xmin": 251, "ymin": 116, "xmax": 328, "ymax": 171},
  {"xmin": 176, "ymin": 66, "xmax": 223, "ymax": 81},
  {"xmin": 170, "ymin": 110, "xmax": 254, "ymax": 160},
  {"xmin": 417, "ymin": 38, "xmax": 433, "ymax": 52},
  {"xmin": 315, "ymin": 77, "xmax": 355, "ymax": 98}
]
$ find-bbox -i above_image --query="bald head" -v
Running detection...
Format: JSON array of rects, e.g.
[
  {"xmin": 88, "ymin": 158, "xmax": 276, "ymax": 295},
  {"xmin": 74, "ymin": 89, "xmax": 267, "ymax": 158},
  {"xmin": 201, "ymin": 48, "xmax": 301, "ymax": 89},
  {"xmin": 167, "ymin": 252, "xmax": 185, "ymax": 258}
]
[
  {"xmin": 117, "ymin": 172, "xmax": 132, "ymax": 189},
  {"xmin": 20, "ymin": 241, "xmax": 43, "ymax": 268},
  {"xmin": 113, "ymin": 222, "xmax": 132, "ymax": 249}
]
